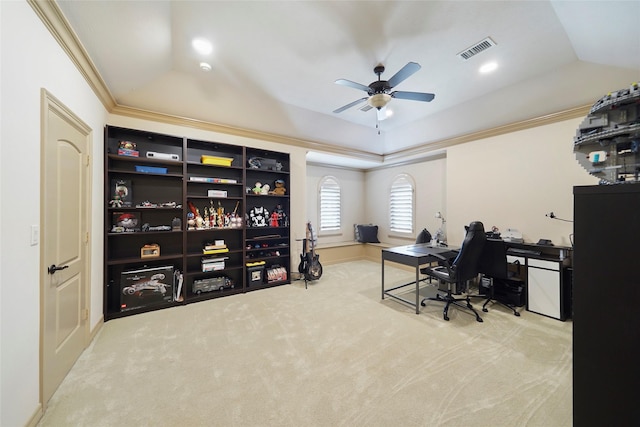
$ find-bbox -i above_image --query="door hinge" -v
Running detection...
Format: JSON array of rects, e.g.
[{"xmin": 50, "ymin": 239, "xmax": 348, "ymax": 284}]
[
  {"xmin": 82, "ymin": 308, "xmax": 89, "ymax": 321},
  {"xmin": 85, "ymin": 231, "xmax": 90, "ymax": 244},
  {"xmin": 86, "ymin": 154, "xmax": 90, "ymax": 166}
]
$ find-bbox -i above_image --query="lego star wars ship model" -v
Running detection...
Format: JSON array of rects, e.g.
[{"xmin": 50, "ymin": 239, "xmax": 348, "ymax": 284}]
[{"xmin": 574, "ymin": 82, "xmax": 640, "ymax": 184}]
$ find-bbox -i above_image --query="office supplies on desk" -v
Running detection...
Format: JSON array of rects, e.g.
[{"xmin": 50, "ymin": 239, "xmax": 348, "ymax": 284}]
[{"xmin": 502, "ymin": 228, "xmax": 523, "ymax": 243}]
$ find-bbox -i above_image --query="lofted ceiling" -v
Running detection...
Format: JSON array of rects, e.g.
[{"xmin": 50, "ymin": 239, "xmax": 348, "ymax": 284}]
[{"xmin": 55, "ymin": 0, "xmax": 640, "ymax": 169}]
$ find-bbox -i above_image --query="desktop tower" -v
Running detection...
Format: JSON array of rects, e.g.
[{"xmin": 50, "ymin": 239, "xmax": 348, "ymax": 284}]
[{"xmin": 573, "ymin": 185, "xmax": 640, "ymax": 427}]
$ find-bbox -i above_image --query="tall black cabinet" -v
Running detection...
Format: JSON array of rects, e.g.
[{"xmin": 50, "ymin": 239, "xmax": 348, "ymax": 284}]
[{"xmin": 573, "ymin": 184, "xmax": 640, "ymax": 427}]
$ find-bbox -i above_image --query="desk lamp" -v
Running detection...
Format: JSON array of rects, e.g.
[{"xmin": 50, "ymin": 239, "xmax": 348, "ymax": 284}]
[{"xmin": 435, "ymin": 211, "xmax": 447, "ymax": 244}]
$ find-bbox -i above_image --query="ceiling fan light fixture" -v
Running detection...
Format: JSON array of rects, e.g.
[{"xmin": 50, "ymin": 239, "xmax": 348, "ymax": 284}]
[{"xmin": 368, "ymin": 93, "xmax": 391, "ymax": 109}]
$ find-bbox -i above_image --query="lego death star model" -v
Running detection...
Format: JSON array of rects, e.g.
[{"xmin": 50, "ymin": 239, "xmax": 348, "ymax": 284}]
[{"xmin": 574, "ymin": 82, "xmax": 640, "ymax": 184}]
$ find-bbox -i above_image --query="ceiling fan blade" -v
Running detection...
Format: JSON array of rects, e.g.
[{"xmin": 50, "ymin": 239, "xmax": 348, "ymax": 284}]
[
  {"xmin": 333, "ymin": 97, "xmax": 368, "ymax": 113},
  {"xmin": 335, "ymin": 79, "xmax": 371, "ymax": 93},
  {"xmin": 387, "ymin": 62, "xmax": 421, "ymax": 88},
  {"xmin": 360, "ymin": 104, "xmax": 373, "ymax": 112},
  {"xmin": 391, "ymin": 91, "xmax": 435, "ymax": 102}
]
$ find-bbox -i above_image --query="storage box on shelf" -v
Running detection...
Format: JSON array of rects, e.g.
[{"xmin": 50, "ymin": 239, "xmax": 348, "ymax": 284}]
[{"xmin": 104, "ymin": 126, "xmax": 291, "ymax": 320}]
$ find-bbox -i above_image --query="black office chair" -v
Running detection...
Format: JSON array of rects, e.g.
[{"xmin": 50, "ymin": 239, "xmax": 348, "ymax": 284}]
[
  {"xmin": 420, "ymin": 221, "xmax": 486, "ymax": 322},
  {"xmin": 476, "ymin": 238, "xmax": 525, "ymax": 316}
]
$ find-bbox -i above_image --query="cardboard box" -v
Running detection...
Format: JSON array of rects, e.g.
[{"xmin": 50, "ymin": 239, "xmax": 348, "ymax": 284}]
[
  {"xmin": 120, "ymin": 265, "xmax": 174, "ymax": 311},
  {"xmin": 247, "ymin": 265, "xmax": 264, "ymax": 287},
  {"xmin": 201, "ymin": 155, "xmax": 233, "ymax": 166},
  {"xmin": 135, "ymin": 165, "xmax": 167, "ymax": 174},
  {"xmin": 207, "ymin": 189, "xmax": 228, "ymax": 198}
]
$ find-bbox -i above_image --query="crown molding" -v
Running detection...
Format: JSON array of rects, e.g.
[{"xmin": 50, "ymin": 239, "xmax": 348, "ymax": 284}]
[
  {"xmin": 109, "ymin": 104, "xmax": 384, "ymax": 162},
  {"xmin": 383, "ymin": 104, "xmax": 590, "ymax": 163},
  {"xmin": 28, "ymin": 0, "xmax": 116, "ymax": 110}
]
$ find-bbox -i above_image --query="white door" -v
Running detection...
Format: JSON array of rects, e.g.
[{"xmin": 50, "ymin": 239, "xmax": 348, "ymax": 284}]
[{"xmin": 41, "ymin": 90, "xmax": 92, "ymax": 406}]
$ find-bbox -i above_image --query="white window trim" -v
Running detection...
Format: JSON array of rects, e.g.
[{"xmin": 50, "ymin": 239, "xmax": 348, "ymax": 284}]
[
  {"xmin": 318, "ymin": 175, "xmax": 342, "ymax": 236},
  {"xmin": 388, "ymin": 173, "xmax": 415, "ymax": 238}
]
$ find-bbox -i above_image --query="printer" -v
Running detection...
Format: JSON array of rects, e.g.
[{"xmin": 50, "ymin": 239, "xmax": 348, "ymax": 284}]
[{"xmin": 502, "ymin": 228, "xmax": 524, "ymax": 243}]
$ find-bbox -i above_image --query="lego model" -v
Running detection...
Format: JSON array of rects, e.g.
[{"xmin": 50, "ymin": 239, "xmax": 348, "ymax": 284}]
[
  {"xmin": 574, "ymin": 82, "xmax": 640, "ymax": 183},
  {"xmin": 122, "ymin": 273, "xmax": 169, "ymax": 297},
  {"xmin": 192, "ymin": 276, "xmax": 234, "ymax": 295}
]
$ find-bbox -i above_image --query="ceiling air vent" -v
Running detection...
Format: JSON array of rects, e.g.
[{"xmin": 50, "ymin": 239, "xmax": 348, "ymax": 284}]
[{"xmin": 457, "ymin": 37, "xmax": 496, "ymax": 60}]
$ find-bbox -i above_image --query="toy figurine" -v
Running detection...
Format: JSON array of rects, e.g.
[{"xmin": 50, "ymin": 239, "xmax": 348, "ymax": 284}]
[
  {"xmin": 217, "ymin": 202, "xmax": 224, "ymax": 228},
  {"xmin": 203, "ymin": 207, "xmax": 210, "ymax": 229},
  {"xmin": 269, "ymin": 179, "xmax": 287, "ymax": 195},
  {"xmin": 195, "ymin": 208, "xmax": 204, "ymax": 229},
  {"xmin": 274, "ymin": 204, "xmax": 288, "ymax": 227},
  {"xmin": 270, "ymin": 211, "xmax": 280, "ymax": 227},
  {"xmin": 187, "ymin": 212, "xmax": 196, "ymax": 230},
  {"xmin": 253, "ymin": 182, "xmax": 262, "ymax": 194},
  {"xmin": 109, "ymin": 195, "xmax": 123, "ymax": 208},
  {"xmin": 209, "ymin": 200, "xmax": 216, "ymax": 228}
]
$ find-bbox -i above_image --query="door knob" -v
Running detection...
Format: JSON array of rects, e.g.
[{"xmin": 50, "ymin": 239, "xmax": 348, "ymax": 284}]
[{"xmin": 48, "ymin": 264, "xmax": 69, "ymax": 274}]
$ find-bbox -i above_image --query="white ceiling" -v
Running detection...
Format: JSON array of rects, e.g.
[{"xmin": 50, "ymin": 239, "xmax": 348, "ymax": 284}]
[{"xmin": 56, "ymin": 0, "xmax": 640, "ymax": 168}]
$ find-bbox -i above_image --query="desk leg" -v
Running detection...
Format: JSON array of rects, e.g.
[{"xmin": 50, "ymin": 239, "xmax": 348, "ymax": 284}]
[
  {"xmin": 415, "ymin": 266, "xmax": 420, "ymax": 314},
  {"xmin": 381, "ymin": 257, "xmax": 385, "ymax": 300}
]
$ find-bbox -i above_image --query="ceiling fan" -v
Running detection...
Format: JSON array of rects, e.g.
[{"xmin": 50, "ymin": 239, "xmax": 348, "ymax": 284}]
[{"xmin": 333, "ymin": 62, "xmax": 435, "ymax": 121}]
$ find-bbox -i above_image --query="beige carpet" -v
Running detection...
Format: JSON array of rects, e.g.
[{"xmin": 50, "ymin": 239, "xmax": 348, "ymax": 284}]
[{"xmin": 38, "ymin": 260, "xmax": 572, "ymax": 427}]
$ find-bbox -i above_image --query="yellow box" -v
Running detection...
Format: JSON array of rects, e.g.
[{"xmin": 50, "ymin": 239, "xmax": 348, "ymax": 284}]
[{"xmin": 201, "ymin": 155, "xmax": 233, "ymax": 166}]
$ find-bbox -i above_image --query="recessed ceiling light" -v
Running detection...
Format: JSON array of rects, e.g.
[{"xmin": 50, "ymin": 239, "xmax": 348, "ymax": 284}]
[
  {"xmin": 479, "ymin": 62, "xmax": 498, "ymax": 74},
  {"xmin": 192, "ymin": 38, "xmax": 212, "ymax": 55},
  {"xmin": 200, "ymin": 62, "xmax": 212, "ymax": 72}
]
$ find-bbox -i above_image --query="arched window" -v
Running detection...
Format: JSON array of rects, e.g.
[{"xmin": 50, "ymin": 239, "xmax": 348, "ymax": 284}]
[
  {"xmin": 389, "ymin": 174, "xmax": 414, "ymax": 235},
  {"xmin": 318, "ymin": 176, "xmax": 341, "ymax": 233}
]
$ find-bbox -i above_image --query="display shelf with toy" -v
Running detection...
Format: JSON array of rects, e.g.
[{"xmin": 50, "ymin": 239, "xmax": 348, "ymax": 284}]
[
  {"xmin": 244, "ymin": 150, "xmax": 290, "ymax": 292},
  {"xmin": 104, "ymin": 125, "xmax": 291, "ymax": 320}
]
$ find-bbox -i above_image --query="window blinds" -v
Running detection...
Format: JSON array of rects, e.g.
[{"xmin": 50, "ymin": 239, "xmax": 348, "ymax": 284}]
[
  {"xmin": 390, "ymin": 176, "xmax": 413, "ymax": 234},
  {"xmin": 319, "ymin": 177, "xmax": 341, "ymax": 232}
]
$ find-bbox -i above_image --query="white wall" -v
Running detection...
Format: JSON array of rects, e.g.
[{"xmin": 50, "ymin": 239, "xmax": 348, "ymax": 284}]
[
  {"xmin": 446, "ymin": 118, "xmax": 598, "ymax": 245},
  {"xmin": 362, "ymin": 118, "xmax": 599, "ymax": 248},
  {"xmin": 1, "ymin": 2, "xmax": 109, "ymax": 425},
  {"xmin": 364, "ymin": 156, "xmax": 447, "ymax": 246},
  {"xmin": 306, "ymin": 164, "xmax": 365, "ymax": 245}
]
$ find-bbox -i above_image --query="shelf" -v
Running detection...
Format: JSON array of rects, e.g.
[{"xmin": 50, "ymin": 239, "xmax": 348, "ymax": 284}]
[
  {"xmin": 186, "ymin": 161, "xmax": 243, "ymax": 170},
  {"xmin": 108, "ymin": 207, "xmax": 183, "ymax": 212},
  {"xmin": 186, "ymin": 250, "xmax": 242, "ymax": 258},
  {"xmin": 108, "ymin": 153, "xmax": 182, "ymax": 166},
  {"xmin": 104, "ymin": 125, "xmax": 290, "ymax": 320},
  {"xmin": 107, "ymin": 230, "xmax": 182, "ymax": 237},
  {"xmin": 108, "ymin": 169, "xmax": 183, "ymax": 178},
  {"xmin": 107, "ymin": 254, "xmax": 184, "ymax": 266}
]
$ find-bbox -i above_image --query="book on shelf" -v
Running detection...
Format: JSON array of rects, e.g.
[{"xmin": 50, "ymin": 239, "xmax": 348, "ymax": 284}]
[
  {"xmin": 204, "ymin": 243, "xmax": 226, "ymax": 251},
  {"xmin": 202, "ymin": 262, "xmax": 225, "ymax": 272},
  {"xmin": 201, "ymin": 256, "xmax": 227, "ymax": 272},
  {"xmin": 189, "ymin": 177, "xmax": 238, "ymax": 184},
  {"xmin": 202, "ymin": 256, "xmax": 229, "ymax": 264},
  {"xmin": 202, "ymin": 247, "xmax": 229, "ymax": 255}
]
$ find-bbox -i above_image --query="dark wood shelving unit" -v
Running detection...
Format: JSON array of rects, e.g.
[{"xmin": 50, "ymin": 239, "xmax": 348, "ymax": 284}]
[{"xmin": 104, "ymin": 125, "xmax": 291, "ymax": 320}]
